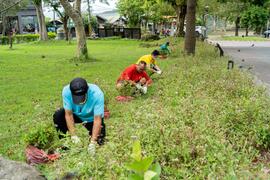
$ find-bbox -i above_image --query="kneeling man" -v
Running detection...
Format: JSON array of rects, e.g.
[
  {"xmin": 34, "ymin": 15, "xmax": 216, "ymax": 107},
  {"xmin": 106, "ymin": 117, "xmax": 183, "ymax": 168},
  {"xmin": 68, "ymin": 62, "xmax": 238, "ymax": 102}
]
[{"xmin": 53, "ymin": 77, "xmax": 105, "ymax": 154}]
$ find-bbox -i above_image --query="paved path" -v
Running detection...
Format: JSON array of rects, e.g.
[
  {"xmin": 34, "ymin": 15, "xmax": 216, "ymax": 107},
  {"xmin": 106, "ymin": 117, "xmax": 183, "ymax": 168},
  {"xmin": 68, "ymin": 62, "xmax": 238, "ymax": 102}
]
[{"xmin": 210, "ymin": 41, "xmax": 270, "ymax": 86}]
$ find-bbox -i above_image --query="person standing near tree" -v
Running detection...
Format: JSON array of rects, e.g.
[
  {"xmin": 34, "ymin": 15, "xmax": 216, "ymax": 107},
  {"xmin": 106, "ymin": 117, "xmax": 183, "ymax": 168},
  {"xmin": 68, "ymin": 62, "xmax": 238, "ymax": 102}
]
[{"xmin": 53, "ymin": 77, "xmax": 105, "ymax": 155}]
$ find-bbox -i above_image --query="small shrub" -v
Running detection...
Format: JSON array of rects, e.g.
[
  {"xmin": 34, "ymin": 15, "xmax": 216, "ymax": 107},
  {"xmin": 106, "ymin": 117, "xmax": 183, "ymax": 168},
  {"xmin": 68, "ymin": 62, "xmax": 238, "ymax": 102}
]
[
  {"xmin": 0, "ymin": 32, "xmax": 56, "ymax": 45},
  {"xmin": 141, "ymin": 34, "xmax": 160, "ymax": 41},
  {"xmin": 101, "ymin": 36, "xmax": 122, "ymax": 40},
  {"xmin": 48, "ymin": 32, "xmax": 56, "ymax": 40},
  {"xmin": 256, "ymin": 127, "xmax": 270, "ymax": 149},
  {"xmin": 24, "ymin": 123, "xmax": 58, "ymax": 150},
  {"xmin": 139, "ymin": 43, "xmax": 158, "ymax": 48},
  {"xmin": 126, "ymin": 140, "xmax": 161, "ymax": 180}
]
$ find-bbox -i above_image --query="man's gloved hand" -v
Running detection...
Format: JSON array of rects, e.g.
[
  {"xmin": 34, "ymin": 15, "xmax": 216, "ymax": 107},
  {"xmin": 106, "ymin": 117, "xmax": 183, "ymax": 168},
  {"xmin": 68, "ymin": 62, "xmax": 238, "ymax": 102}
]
[
  {"xmin": 71, "ymin": 135, "xmax": 81, "ymax": 144},
  {"xmin": 88, "ymin": 141, "xmax": 97, "ymax": 155},
  {"xmin": 142, "ymin": 86, "xmax": 147, "ymax": 94},
  {"xmin": 135, "ymin": 83, "xmax": 142, "ymax": 90}
]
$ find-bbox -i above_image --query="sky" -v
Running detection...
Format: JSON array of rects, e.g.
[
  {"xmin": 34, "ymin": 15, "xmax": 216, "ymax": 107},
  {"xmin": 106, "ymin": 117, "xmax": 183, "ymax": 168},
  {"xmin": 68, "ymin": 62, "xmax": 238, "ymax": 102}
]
[{"xmin": 44, "ymin": 0, "xmax": 118, "ymax": 19}]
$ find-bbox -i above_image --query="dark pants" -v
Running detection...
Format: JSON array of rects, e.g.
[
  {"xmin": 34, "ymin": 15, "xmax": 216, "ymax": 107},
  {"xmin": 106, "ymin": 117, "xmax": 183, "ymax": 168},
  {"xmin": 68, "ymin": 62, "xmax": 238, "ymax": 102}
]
[{"xmin": 53, "ymin": 108, "xmax": 106, "ymax": 145}]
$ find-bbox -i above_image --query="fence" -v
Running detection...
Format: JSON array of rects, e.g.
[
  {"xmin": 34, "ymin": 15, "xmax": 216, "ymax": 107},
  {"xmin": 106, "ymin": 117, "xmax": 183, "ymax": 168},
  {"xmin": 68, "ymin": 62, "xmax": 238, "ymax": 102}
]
[{"xmin": 97, "ymin": 28, "xmax": 141, "ymax": 39}]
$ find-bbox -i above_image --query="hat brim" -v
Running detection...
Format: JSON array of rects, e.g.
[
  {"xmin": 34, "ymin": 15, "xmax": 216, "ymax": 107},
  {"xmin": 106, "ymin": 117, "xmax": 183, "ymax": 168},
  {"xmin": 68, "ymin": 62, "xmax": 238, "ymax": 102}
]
[{"xmin": 72, "ymin": 94, "xmax": 86, "ymax": 104}]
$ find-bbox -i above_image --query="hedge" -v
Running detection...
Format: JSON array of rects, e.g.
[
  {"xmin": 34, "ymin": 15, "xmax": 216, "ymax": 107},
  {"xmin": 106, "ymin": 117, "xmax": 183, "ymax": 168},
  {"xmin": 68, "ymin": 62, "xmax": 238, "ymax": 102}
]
[{"xmin": 0, "ymin": 32, "xmax": 56, "ymax": 45}]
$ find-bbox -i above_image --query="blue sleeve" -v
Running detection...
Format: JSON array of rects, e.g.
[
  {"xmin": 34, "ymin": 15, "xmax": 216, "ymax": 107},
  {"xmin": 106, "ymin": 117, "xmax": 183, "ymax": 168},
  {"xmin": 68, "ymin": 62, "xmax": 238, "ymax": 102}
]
[
  {"xmin": 94, "ymin": 92, "xmax": 104, "ymax": 117},
  {"xmin": 62, "ymin": 88, "xmax": 72, "ymax": 110}
]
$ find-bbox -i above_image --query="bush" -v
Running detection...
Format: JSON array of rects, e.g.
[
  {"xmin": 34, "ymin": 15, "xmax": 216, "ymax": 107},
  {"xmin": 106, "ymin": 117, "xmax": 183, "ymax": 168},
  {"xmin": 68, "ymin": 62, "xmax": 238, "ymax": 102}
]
[
  {"xmin": 0, "ymin": 32, "xmax": 56, "ymax": 45},
  {"xmin": 24, "ymin": 123, "xmax": 58, "ymax": 150},
  {"xmin": 256, "ymin": 127, "xmax": 270, "ymax": 149},
  {"xmin": 141, "ymin": 34, "xmax": 160, "ymax": 41},
  {"xmin": 101, "ymin": 36, "xmax": 122, "ymax": 40},
  {"xmin": 48, "ymin": 32, "xmax": 56, "ymax": 39}
]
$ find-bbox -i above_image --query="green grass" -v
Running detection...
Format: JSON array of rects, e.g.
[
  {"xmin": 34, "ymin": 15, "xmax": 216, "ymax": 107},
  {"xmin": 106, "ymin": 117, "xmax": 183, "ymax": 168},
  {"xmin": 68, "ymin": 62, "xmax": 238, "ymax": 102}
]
[
  {"xmin": 1, "ymin": 39, "xmax": 270, "ymax": 179},
  {"xmin": 221, "ymin": 36, "xmax": 270, "ymax": 41}
]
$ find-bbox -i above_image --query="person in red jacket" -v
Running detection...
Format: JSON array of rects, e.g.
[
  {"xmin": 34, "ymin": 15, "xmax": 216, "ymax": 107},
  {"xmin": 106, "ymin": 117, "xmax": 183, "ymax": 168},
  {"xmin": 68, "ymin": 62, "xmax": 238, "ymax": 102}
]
[{"xmin": 116, "ymin": 61, "xmax": 152, "ymax": 94}]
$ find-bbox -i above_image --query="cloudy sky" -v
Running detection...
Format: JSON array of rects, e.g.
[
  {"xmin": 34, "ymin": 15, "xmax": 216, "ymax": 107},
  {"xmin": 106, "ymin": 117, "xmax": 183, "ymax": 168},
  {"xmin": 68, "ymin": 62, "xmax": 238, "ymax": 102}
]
[{"xmin": 44, "ymin": 0, "xmax": 118, "ymax": 19}]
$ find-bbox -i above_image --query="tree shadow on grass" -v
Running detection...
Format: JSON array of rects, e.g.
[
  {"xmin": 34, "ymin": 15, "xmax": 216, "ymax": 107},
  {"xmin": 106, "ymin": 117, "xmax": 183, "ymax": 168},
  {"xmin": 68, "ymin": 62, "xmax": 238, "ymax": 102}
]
[{"xmin": 69, "ymin": 55, "xmax": 102, "ymax": 64}]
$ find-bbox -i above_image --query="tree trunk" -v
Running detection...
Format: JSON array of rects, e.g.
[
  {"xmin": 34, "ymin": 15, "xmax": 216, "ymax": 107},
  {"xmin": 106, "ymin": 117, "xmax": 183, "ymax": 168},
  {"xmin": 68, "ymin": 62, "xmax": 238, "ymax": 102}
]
[
  {"xmin": 184, "ymin": 0, "xmax": 196, "ymax": 55},
  {"xmin": 235, "ymin": 16, "xmax": 240, "ymax": 37},
  {"xmin": 34, "ymin": 3, "xmax": 48, "ymax": 41},
  {"xmin": 9, "ymin": 31, "xmax": 13, "ymax": 49},
  {"xmin": 62, "ymin": 16, "xmax": 69, "ymax": 41},
  {"xmin": 2, "ymin": 16, "xmax": 7, "ymax": 36},
  {"xmin": 245, "ymin": 27, "xmax": 249, "ymax": 36},
  {"xmin": 213, "ymin": 15, "xmax": 217, "ymax": 32},
  {"xmin": 60, "ymin": 0, "xmax": 88, "ymax": 60},
  {"xmin": 174, "ymin": 5, "xmax": 187, "ymax": 37},
  {"xmin": 224, "ymin": 17, "xmax": 228, "ymax": 32}
]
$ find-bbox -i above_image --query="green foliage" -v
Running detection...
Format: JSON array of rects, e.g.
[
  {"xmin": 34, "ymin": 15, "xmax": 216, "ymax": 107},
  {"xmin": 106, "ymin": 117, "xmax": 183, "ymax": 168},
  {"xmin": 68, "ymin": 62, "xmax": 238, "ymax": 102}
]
[
  {"xmin": 117, "ymin": 0, "xmax": 144, "ymax": 27},
  {"xmin": 126, "ymin": 140, "xmax": 161, "ymax": 180},
  {"xmin": 1, "ymin": 39, "xmax": 270, "ymax": 178},
  {"xmin": 241, "ymin": 6, "xmax": 269, "ymax": 34},
  {"xmin": 117, "ymin": 81, "xmax": 142, "ymax": 96},
  {"xmin": 117, "ymin": 0, "xmax": 175, "ymax": 27},
  {"xmin": 256, "ymin": 127, "xmax": 270, "ymax": 149},
  {"xmin": 82, "ymin": 14, "xmax": 99, "ymax": 32},
  {"xmin": 0, "ymin": 33, "xmax": 56, "ymax": 45},
  {"xmin": 141, "ymin": 34, "xmax": 160, "ymax": 41},
  {"xmin": 24, "ymin": 123, "xmax": 58, "ymax": 150},
  {"xmin": 221, "ymin": 36, "xmax": 268, "ymax": 41}
]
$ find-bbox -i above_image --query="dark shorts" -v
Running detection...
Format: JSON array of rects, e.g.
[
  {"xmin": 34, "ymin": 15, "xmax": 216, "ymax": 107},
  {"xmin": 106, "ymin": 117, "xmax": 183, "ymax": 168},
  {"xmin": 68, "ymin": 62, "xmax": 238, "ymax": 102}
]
[{"xmin": 53, "ymin": 108, "xmax": 106, "ymax": 145}]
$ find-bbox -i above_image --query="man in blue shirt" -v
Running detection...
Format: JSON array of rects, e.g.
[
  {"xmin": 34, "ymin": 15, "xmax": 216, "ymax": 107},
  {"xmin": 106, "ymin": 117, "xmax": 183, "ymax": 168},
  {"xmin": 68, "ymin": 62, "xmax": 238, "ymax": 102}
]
[{"xmin": 53, "ymin": 77, "xmax": 105, "ymax": 154}]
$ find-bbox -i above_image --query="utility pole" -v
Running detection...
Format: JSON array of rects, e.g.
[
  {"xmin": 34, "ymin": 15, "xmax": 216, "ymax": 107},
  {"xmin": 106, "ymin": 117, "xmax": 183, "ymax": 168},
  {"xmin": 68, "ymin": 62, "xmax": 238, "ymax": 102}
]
[{"xmin": 53, "ymin": 2, "xmax": 56, "ymax": 33}]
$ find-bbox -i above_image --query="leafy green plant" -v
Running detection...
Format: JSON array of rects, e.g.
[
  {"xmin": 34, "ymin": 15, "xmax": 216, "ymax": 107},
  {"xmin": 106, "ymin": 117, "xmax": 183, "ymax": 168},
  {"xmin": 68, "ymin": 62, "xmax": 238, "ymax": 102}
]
[
  {"xmin": 141, "ymin": 34, "xmax": 160, "ymax": 41},
  {"xmin": 256, "ymin": 127, "xmax": 270, "ymax": 149},
  {"xmin": 24, "ymin": 123, "xmax": 58, "ymax": 150},
  {"xmin": 117, "ymin": 81, "xmax": 138, "ymax": 96},
  {"xmin": 126, "ymin": 140, "xmax": 161, "ymax": 180},
  {"xmin": 0, "ymin": 33, "xmax": 56, "ymax": 45}
]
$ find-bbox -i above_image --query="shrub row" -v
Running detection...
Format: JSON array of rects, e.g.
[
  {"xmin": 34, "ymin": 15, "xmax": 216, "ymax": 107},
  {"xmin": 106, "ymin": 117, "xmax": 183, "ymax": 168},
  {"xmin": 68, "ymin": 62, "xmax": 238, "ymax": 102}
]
[{"xmin": 0, "ymin": 32, "xmax": 56, "ymax": 45}]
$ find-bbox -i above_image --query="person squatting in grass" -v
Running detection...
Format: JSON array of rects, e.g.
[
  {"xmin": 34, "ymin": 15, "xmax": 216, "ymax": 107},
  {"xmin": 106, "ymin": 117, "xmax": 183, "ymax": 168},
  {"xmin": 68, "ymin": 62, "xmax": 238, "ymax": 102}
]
[
  {"xmin": 53, "ymin": 77, "xmax": 105, "ymax": 155},
  {"xmin": 136, "ymin": 50, "xmax": 162, "ymax": 75},
  {"xmin": 160, "ymin": 42, "xmax": 171, "ymax": 56},
  {"xmin": 116, "ymin": 61, "xmax": 152, "ymax": 95}
]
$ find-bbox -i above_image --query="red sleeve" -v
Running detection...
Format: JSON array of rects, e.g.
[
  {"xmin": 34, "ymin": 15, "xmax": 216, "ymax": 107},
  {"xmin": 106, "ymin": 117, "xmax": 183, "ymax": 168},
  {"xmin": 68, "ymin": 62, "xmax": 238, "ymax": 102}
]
[{"xmin": 142, "ymin": 71, "xmax": 152, "ymax": 84}]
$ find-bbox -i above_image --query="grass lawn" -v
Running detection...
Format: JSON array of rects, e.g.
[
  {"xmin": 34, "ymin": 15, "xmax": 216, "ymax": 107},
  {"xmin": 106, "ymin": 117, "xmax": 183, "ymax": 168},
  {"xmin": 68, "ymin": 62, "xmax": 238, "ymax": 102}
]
[
  {"xmin": 1, "ymin": 39, "xmax": 270, "ymax": 179},
  {"xmin": 221, "ymin": 36, "xmax": 270, "ymax": 41}
]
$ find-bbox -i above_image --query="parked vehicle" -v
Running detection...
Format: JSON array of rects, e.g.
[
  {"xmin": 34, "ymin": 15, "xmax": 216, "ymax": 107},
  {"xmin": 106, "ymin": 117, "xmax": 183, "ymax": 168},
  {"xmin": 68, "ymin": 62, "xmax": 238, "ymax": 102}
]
[
  {"xmin": 263, "ymin": 29, "xmax": 270, "ymax": 38},
  {"xmin": 183, "ymin": 26, "xmax": 207, "ymax": 38}
]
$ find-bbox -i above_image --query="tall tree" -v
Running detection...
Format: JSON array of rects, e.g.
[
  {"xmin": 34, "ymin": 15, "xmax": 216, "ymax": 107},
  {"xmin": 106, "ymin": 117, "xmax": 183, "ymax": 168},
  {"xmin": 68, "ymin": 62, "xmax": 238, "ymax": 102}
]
[
  {"xmin": 46, "ymin": 0, "xmax": 70, "ymax": 41},
  {"xmin": 59, "ymin": 0, "xmax": 88, "ymax": 59},
  {"xmin": 218, "ymin": 0, "xmax": 249, "ymax": 36},
  {"xmin": 117, "ymin": 0, "xmax": 144, "ymax": 27},
  {"xmin": 33, "ymin": 0, "xmax": 48, "ymax": 40},
  {"xmin": 142, "ymin": 0, "xmax": 174, "ymax": 31},
  {"xmin": 242, "ymin": 6, "xmax": 269, "ymax": 34},
  {"xmin": 163, "ymin": 0, "xmax": 187, "ymax": 37},
  {"xmin": 184, "ymin": 0, "xmax": 196, "ymax": 55},
  {"xmin": 0, "ymin": 0, "xmax": 28, "ymax": 35}
]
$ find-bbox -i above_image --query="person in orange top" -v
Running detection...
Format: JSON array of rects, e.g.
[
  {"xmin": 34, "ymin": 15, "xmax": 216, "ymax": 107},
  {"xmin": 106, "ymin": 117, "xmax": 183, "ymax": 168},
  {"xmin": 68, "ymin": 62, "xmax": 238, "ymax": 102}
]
[{"xmin": 116, "ymin": 61, "xmax": 152, "ymax": 94}]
